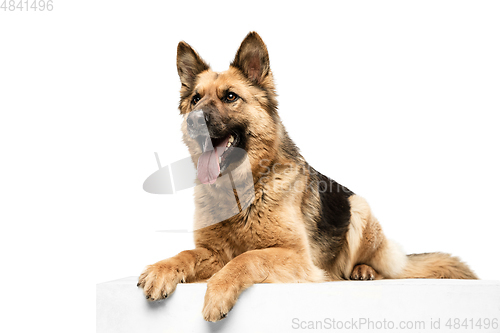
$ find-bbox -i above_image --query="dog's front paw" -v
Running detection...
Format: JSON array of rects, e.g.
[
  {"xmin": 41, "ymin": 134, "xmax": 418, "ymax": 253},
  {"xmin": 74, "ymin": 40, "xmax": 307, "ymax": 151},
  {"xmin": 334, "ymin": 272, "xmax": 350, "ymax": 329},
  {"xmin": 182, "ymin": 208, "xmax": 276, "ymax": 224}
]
[
  {"xmin": 202, "ymin": 280, "xmax": 237, "ymax": 322},
  {"xmin": 137, "ymin": 259, "xmax": 186, "ymax": 301}
]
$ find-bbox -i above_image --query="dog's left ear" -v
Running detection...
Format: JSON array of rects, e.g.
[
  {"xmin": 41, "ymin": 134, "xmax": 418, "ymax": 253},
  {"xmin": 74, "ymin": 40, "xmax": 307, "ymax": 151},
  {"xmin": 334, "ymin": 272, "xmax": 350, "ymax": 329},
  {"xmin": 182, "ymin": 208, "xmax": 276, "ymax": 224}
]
[
  {"xmin": 177, "ymin": 41, "xmax": 210, "ymax": 89},
  {"xmin": 231, "ymin": 32, "xmax": 270, "ymax": 84}
]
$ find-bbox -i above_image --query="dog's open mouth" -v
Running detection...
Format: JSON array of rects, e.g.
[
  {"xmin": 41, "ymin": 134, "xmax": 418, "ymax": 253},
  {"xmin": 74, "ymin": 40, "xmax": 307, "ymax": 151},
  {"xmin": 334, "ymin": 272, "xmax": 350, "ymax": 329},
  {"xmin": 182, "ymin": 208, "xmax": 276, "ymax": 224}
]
[{"xmin": 196, "ymin": 133, "xmax": 242, "ymax": 184}]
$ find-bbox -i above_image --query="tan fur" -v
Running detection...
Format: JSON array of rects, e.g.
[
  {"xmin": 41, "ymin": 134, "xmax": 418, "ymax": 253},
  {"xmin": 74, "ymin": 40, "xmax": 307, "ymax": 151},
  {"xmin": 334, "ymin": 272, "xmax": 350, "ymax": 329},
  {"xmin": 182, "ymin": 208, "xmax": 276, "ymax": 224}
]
[
  {"xmin": 188, "ymin": 160, "xmax": 328, "ymax": 320},
  {"xmin": 399, "ymin": 252, "xmax": 478, "ymax": 279},
  {"xmin": 138, "ymin": 32, "xmax": 477, "ymax": 322},
  {"xmin": 334, "ymin": 195, "xmax": 477, "ymax": 281}
]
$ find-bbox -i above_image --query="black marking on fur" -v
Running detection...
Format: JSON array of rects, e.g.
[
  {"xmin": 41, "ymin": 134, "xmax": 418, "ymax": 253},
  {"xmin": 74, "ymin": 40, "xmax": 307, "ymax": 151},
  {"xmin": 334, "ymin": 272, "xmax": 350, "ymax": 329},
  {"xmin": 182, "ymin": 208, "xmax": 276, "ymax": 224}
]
[{"xmin": 304, "ymin": 167, "xmax": 354, "ymax": 265}]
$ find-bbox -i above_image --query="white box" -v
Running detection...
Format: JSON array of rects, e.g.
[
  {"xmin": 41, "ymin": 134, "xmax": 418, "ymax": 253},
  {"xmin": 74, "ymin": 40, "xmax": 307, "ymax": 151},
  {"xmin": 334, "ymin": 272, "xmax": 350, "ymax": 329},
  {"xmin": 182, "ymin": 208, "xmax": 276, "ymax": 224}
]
[{"xmin": 97, "ymin": 277, "xmax": 500, "ymax": 333}]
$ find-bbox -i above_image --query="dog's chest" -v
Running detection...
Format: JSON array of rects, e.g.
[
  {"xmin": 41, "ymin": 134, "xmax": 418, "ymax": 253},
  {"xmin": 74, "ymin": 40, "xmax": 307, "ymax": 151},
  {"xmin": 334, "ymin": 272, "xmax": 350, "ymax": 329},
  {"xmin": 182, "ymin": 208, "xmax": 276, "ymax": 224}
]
[{"xmin": 218, "ymin": 195, "xmax": 306, "ymax": 259}]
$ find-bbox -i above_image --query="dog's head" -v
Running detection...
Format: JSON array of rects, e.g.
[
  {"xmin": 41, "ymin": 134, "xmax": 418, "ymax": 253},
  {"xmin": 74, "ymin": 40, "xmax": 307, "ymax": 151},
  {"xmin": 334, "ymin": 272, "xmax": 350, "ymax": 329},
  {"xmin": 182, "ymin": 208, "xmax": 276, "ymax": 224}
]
[{"xmin": 177, "ymin": 32, "xmax": 280, "ymax": 185}]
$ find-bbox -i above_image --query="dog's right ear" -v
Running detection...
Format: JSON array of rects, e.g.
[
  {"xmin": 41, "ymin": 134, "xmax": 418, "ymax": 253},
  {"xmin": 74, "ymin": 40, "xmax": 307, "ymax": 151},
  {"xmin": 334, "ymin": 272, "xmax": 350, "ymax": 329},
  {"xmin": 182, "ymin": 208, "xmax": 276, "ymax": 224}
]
[
  {"xmin": 231, "ymin": 32, "xmax": 270, "ymax": 85},
  {"xmin": 177, "ymin": 41, "xmax": 209, "ymax": 89}
]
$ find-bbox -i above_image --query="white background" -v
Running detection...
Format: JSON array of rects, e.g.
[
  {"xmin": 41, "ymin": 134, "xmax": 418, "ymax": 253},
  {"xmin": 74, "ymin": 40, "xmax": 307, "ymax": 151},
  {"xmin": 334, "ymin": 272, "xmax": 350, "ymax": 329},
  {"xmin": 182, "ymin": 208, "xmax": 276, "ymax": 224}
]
[{"xmin": 1, "ymin": 1, "xmax": 499, "ymax": 332}]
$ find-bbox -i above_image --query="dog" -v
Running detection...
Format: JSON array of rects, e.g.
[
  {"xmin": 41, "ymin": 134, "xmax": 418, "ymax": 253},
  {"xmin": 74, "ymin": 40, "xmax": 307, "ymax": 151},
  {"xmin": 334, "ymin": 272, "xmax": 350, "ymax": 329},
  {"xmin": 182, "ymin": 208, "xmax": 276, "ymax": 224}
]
[{"xmin": 138, "ymin": 32, "xmax": 477, "ymax": 322}]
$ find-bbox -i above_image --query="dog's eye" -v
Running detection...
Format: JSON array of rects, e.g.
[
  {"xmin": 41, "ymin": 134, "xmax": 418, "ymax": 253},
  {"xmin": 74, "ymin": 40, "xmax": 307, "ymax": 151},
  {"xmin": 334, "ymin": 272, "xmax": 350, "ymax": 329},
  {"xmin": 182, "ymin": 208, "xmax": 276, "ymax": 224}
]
[
  {"xmin": 224, "ymin": 92, "xmax": 239, "ymax": 103},
  {"xmin": 192, "ymin": 94, "xmax": 201, "ymax": 105}
]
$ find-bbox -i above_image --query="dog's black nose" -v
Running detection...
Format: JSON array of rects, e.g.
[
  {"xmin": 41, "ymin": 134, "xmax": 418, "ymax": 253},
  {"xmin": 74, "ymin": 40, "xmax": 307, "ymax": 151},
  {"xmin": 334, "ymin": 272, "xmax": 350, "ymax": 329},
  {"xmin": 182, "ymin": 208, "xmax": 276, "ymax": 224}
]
[{"xmin": 187, "ymin": 110, "xmax": 209, "ymax": 130}]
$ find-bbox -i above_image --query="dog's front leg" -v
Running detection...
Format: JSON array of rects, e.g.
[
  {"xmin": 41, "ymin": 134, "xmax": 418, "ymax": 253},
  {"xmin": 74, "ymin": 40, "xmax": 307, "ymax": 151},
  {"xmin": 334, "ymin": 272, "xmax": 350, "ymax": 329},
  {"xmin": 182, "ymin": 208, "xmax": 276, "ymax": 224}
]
[
  {"xmin": 138, "ymin": 247, "xmax": 223, "ymax": 301},
  {"xmin": 202, "ymin": 247, "xmax": 323, "ymax": 322}
]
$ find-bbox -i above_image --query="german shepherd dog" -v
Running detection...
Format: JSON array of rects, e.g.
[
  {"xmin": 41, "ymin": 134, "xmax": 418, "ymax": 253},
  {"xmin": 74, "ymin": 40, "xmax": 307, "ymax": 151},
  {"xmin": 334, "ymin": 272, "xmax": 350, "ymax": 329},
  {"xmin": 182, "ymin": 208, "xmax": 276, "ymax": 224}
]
[{"xmin": 138, "ymin": 32, "xmax": 477, "ymax": 322}]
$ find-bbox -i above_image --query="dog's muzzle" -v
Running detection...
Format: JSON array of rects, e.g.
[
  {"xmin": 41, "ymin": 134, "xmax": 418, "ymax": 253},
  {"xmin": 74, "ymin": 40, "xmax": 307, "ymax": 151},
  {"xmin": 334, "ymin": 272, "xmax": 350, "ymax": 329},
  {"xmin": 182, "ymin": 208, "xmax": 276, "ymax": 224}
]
[{"xmin": 187, "ymin": 110, "xmax": 210, "ymax": 138}]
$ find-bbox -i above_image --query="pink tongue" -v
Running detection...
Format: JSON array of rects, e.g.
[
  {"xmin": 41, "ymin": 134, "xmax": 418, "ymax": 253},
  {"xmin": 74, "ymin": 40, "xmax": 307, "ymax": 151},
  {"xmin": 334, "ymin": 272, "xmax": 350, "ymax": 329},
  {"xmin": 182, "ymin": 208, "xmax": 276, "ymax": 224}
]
[
  {"xmin": 197, "ymin": 136, "xmax": 230, "ymax": 184},
  {"xmin": 197, "ymin": 149, "xmax": 220, "ymax": 184}
]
